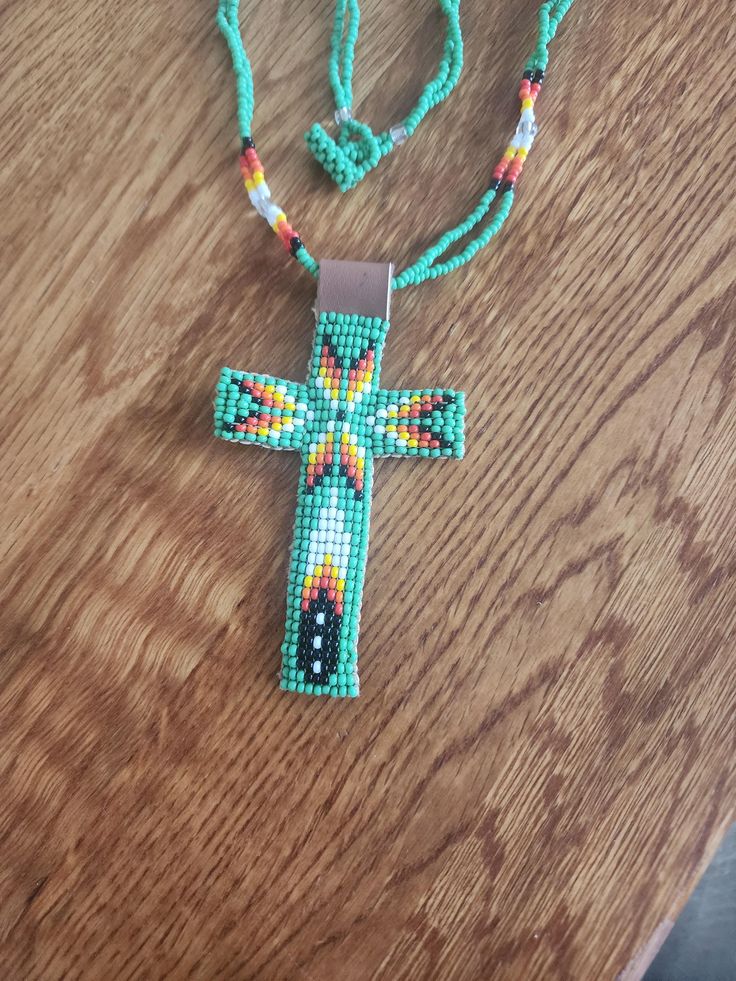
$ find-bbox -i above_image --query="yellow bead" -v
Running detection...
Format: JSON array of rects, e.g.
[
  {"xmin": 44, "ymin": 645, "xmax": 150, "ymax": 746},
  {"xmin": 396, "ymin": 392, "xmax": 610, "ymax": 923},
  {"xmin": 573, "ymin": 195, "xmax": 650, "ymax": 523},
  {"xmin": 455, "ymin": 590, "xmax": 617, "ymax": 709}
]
[
  {"xmin": 304, "ymin": 576, "xmax": 312, "ymax": 588},
  {"xmin": 337, "ymin": 579, "xmax": 345, "ymax": 590},
  {"xmin": 270, "ymin": 211, "xmax": 286, "ymax": 232},
  {"xmin": 517, "ymin": 147, "xmax": 528, "ymax": 160},
  {"xmin": 319, "ymin": 366, "xmax": 327, "ymax": 377},
  {"xmin": 244, "ymin": 178, "xmax": 255, "ymax": 192},
  {"xmin": 408, "ymin": 438, "xmax": 418, "ymax": 448},
  {"xmin": 324, "ymin": 554, "xmax": 332, "ymax": 565},
  {"xmin": 258, "ymin": 427, "xmax": 268, "ymax": 437},
  {"xmin": 346, "ymin": 390, "xmax": 354, "ymax": 401},
  {"xmin": 308, "ymin": 453, "xmax": 316, "ymax": 464},
  {"xmin": 265, "ymin": 384, "xmax": 275, "ymax": 393},
  {"xmin": 314, "ymin": 565, "xmax": 322, "ymax": 577},
  {"xmin": 521, "ymin": 97, "xmax": 534, "ymax": 110}
]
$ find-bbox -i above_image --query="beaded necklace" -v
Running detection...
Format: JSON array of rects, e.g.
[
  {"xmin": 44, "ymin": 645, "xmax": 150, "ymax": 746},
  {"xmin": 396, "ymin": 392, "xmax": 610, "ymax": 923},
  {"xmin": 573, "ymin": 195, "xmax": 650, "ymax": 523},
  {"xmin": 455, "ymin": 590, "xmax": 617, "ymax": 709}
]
[{"xmin": 213, "ymin": 0, "xmax": 576, "ymax": 697}]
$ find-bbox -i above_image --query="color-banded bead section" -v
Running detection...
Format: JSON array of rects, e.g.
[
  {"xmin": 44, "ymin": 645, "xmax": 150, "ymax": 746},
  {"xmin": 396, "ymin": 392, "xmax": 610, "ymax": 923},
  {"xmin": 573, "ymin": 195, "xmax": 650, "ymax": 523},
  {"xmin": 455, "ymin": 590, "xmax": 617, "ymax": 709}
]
[
  {"xmin": 491, "ymin": 69, "xmax": 544, "ymax": 193},
  {"xmin": 239, "ymin": 137, "xmax": 303, "ymax": 257},
  {"xmin": 371, "ymin": 391, "xmax": 465, "ymax": 457},
  {"xmin": 307, "ymin": 430, "xmax": 366, "ymax": 496},
  {"xmin": 214, "ymin": 369, "xmax": 308, "ymax": 450},
  {"xmin": 317, "ymin": 334, "xmax": 375, "ymax": 405}
]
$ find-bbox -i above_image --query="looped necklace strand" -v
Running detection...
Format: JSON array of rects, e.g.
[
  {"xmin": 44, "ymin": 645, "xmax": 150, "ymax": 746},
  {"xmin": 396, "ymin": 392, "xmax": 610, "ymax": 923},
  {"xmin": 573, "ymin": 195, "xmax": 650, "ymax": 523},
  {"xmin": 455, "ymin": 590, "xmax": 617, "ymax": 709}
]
[
  {"xmin": 216, "ymin": 0, "xmax": 575, "ymax": 290},
  {"xmin": 212, "ymin": 0, "xmax": 578, "ymax": 698},
  {"xmin": 304, "ymin": 0, "xmax": 464, "ymax": 192}
]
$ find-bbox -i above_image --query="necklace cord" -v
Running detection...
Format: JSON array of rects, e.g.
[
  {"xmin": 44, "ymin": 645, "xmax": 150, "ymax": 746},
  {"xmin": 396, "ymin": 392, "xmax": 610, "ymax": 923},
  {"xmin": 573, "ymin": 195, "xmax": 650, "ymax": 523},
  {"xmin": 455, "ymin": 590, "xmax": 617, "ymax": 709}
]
[
  {"xmin": 216, "ymin": 0, "xmax": 575, "ymax": 291},
  {"xmin": 304, "ymin": 0, "xmax": 463, "ymax": 192}
]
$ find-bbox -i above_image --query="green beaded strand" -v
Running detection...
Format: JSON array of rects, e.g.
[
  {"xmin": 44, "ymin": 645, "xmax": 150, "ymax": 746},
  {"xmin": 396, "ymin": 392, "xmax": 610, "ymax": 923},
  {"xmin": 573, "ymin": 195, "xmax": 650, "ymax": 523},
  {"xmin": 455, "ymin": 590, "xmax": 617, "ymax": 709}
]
[
  {"xmin": 329, "ymin": 0, "xmax": 361, "ymax": 112},
  {"xmin": 217, "ymin": 0, "xmax": 576, "ymax": 289},
  {"xmin": 305, "ymin": 0, "xmax": 463, "ymax": 192}
]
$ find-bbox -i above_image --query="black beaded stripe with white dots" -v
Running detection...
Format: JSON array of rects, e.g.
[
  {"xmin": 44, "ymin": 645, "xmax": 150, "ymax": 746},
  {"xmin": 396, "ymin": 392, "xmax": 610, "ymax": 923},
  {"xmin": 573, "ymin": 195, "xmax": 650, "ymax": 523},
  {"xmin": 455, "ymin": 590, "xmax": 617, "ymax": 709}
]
[{"xmin": 296, "ymin": 590, "xmax": 341, "ymax": 684}]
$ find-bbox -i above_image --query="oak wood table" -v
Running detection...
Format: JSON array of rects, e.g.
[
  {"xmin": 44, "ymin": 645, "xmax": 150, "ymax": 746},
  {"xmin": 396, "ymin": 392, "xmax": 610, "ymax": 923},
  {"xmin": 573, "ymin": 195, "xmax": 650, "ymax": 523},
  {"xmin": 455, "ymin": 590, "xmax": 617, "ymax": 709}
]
[{"xmin": 2, "ymin": 0, "xmax": 734, "ymax": 977}]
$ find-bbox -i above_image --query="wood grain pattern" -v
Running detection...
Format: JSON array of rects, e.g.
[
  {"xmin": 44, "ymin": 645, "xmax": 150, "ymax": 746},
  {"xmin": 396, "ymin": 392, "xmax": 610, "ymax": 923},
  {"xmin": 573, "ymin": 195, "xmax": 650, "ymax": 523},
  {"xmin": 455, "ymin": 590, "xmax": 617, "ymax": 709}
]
[{"xmin": 1, "ymin": 0, "xmax": 735, "ymax": 977}]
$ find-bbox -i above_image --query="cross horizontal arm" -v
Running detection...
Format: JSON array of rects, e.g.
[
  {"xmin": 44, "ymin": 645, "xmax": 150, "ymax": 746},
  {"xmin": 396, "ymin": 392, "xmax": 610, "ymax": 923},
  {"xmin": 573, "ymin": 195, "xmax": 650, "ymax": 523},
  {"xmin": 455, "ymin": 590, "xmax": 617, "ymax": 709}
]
[
  {"xmin": 371, "ymin": 388, "xmax": 465, "ymax": 458},
  {"xmin": 214, "ymin": 367, "xmax": 309, "ymax": 451}
]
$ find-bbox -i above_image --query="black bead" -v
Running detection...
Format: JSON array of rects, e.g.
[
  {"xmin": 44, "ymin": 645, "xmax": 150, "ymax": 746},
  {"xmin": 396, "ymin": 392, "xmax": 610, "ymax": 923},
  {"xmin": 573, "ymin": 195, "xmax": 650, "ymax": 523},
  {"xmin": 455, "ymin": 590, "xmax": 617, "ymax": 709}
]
[
  {"xmin": 490, "ymin": 178, "xmax": 501, "ymax": 192},
  {"xmin": 522, "ymin": 69, "xmax": 533, "ymax": 81},
  {"xmin": 501, "ymin": 180, "xmax": 515, "ymax": 193},
  {"xmin": 290, "ymin": 235, "xmax": 303, "ymax": 257},
  {"xmin": 532, "ymin": 69, "xmax": 545, "ymax": 84},
  {"xmin": 241, "ymin": 136, "xmax": 255, "ymax": 150}
]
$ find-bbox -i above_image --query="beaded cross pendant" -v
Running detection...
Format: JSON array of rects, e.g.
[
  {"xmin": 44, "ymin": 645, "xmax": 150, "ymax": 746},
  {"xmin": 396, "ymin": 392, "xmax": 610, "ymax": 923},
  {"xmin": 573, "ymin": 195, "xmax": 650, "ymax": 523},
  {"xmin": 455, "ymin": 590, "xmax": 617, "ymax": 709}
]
[{"xmin": 214, "ymin": 261, "xmax": 465, "ymax": 696}]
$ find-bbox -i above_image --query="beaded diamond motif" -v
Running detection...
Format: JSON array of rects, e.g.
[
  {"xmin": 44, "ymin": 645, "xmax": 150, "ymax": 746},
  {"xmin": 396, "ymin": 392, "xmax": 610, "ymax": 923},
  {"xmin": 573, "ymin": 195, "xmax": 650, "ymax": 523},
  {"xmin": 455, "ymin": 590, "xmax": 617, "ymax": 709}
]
[{"xmin": 215, "ymin": 312, "xmax": 465, "ymax": 696}]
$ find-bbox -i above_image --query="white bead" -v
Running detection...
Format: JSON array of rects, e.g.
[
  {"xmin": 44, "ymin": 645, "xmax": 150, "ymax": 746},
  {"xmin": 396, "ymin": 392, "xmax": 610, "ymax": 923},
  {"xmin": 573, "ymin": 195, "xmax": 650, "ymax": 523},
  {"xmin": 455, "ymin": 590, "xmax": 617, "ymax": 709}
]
[
  {"xmin": 313, "ymin": 636, "xmax": 322, "ymax": 650},
  {"xmin": 316, "ymin": 612, "xmax": 325, "ymax": 626},
  {"xmin": 389, "ymin": 123, "xmax": 408, "ymax": 146},
  {"xmin": 334, "ymin": 106, "xmax": 353, "ymax": 125},
  {"xmin": 263, "ymin": 201, "xmax": 282, "ymax": 226}
]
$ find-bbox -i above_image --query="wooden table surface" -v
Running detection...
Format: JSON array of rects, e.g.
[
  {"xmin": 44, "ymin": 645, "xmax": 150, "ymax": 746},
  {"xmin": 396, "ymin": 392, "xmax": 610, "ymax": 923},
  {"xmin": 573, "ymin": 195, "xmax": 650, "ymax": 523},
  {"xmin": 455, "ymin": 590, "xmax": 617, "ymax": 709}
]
[{"xmin": 2, "ymin": 0, "xmax": 735, "ymax": 977}]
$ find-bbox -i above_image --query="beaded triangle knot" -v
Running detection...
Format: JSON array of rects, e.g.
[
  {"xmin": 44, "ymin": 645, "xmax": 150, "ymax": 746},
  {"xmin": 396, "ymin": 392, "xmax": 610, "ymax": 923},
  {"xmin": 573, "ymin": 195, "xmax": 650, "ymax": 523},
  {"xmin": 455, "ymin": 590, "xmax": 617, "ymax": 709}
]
[{"xmin": 304, "ymin": 118, "xmax": 392, "ymax": 192}]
